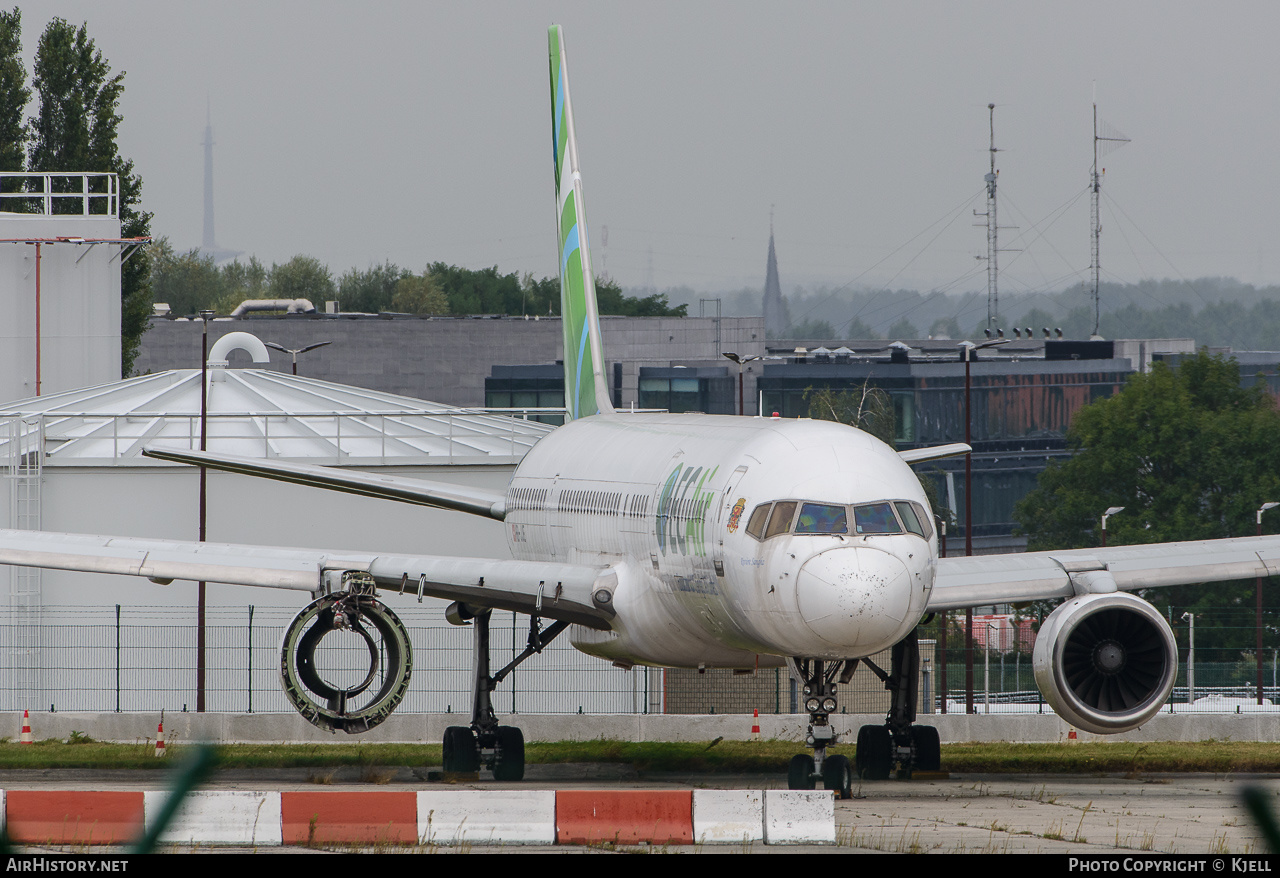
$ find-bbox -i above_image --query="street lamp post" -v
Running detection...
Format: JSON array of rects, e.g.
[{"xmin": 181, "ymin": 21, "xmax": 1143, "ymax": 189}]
[
  {"xmin": 264, "ymin": 341, "xmax": 331, "ymax": 376},
  {"xmin": 937, "ymin": 517, "xmax": 947, "ymax": 715},
  {"xmin": 958, "ymin": 338, "xmax": 1007, "ymax": 713},
  {"xmin": 197, "ymin": 310, "xmax": 214, "ymax": 713},
  {"xmin": 1182, "ymin": 612, "xmax": 1195, "ymax": 704},
  {"xmin": 1101, "ymin": 506, "xmax": 1125, "ymax": 547},
  {"xmin": 1257, "ymin": 502, "xmax": 1279, "ymax": 704},
  {"xmin": 722, "ymin": 352, "xmax": 763, "ymax": 416}
]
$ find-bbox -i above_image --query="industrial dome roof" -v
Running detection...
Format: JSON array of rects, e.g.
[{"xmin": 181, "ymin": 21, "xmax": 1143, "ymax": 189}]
[{"xmin": 0, "ymin": 364, "xmax": 553, "ymax": 467}]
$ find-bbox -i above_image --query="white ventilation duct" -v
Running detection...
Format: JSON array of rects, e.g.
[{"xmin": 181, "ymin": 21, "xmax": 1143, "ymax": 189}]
[
  {"xmin": 229, "ymin": 299, "xmax": 316, "ymax": 317},
  {"xmin": 207, "ymin": 331, "xmax": 271, "ymax": 381}
]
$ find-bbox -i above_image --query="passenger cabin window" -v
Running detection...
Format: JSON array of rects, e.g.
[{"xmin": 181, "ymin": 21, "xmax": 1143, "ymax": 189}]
[
  {"xmin": 853, "ymin": 502, "xmax": 902, "ymax": 534},
  {"xmin": 746, "ymin": 503, "xmax": 771, "ymax": 539},
  {"xmin": 795, "ymin": 503, "xmax": 848, "ymax": 534}
]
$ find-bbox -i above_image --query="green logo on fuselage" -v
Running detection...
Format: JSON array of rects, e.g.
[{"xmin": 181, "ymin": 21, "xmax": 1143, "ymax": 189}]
[{"xmin": 655, "ymin": 464, "xmax": 719, "ymax": 556}]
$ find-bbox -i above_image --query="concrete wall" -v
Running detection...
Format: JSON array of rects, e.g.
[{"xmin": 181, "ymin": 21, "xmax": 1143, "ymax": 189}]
[
  {"xmin": 21, "ymin": 710, "xmax": 1280, "ymax": 746},
  {"xmin": 135, "ymin": 315, "xmax": 767, "ymax": 409}
]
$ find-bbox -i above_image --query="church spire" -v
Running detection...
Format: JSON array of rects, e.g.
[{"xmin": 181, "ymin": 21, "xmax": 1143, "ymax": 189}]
[{"xmin": 763, "ymin": 222, "xmax": 789, "ymax": 337}]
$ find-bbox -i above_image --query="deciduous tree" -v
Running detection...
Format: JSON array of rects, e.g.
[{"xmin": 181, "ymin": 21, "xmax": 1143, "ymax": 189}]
[
  {"xmin": 27, "ymin": 17, "xmax": 151, "ymax": 374},
  {"xmin": 0, "ymin": 8, "xmax": 27, "ymax": 179},
  {"xmin": 1015, "ymin": 351, "xmax": 1280, "ymax": 652}
]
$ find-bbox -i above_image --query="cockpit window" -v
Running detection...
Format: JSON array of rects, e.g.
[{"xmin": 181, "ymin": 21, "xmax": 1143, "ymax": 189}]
[
  {"xmin": 745, "ymin": 503, "xmax": 771, "ymax": 539},
  {"xmin": 764, "ymin": 501, "xmax": 797, "ymax": 539},
  {"xmin": 894, "ymin": 501, "xmax": 926, "ymax": 537},
  {"xmin": 853, "ymin": 502, "xmax": 902, "ymax": 534},
  {"xmin": 795, "ymin": 503, "xmax": 848, "ymax": 534}
]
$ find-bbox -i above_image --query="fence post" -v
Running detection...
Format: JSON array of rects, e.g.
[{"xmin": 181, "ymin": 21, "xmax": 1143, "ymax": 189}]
[
  {"xmin": 114, "ymin": 604, "xmax": 121, "ymax": 713},
  {"xmin": 247, "ymin": 605, "xmax": 254, "ymax": 713}
]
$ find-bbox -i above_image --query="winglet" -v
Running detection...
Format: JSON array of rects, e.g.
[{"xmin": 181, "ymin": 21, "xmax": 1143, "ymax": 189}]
[
  {"xmin": 898, "ymin": 443, "xmax": 971, "ymax": 465},
  {"xmin": 549, "ymin": 25, "xmax": 614, "ymax": 421}
]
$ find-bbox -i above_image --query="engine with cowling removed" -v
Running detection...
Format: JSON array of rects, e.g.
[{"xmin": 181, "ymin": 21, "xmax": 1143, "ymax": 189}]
[
  {"xmin": 1033, "ymin": 591, "xmax": 1178, "ymax": 734},
  {"xmin": 279, "ymin": 574, "xmax": 414, "ymax": 734}
]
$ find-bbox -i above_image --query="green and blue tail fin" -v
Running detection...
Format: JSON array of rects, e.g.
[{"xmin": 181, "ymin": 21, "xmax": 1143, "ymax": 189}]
[{"xmin": 549, "ymin": 25, "xmax": 614, "ymax": 422}]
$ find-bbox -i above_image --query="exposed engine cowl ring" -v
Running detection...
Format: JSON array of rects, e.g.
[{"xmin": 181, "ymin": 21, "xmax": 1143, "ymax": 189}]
[
  {"xmin": 280, "ymin": 586, "xmax": 413, "ymax": 734},
  {"xmin": 1033, "ymin": 591, "xmax": 1176, "ymax": 735}
]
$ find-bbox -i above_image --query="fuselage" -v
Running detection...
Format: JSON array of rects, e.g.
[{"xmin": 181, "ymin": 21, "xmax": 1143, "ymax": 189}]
[{"xmin": 502, "ymin": 413, "xmax": 937, "ymax": 668}]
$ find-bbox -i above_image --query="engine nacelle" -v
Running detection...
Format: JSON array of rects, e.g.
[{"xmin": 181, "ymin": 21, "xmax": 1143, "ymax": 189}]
[
  {"xmin": 280, "ymin": 590, "xmax": 413, "ymax": 734},
  {"xmin": 1032, "ymin": 592, "xmax": 1177, "ymax": 734}
]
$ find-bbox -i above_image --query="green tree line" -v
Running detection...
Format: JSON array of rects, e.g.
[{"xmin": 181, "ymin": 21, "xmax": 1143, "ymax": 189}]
[
  {"xmin": 1014, "ymin": 351, "xmax": 1280, "ymax": 653},
  {"xmin": 150, "ymin": 242, "xmax": 687, "ymax": 319},
  {"xmin": 0, "ymin": 10, "xmax": 152, "ymax": 374}
]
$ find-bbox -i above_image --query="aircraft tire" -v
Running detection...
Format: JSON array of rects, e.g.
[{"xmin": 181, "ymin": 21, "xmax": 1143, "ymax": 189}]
[
  {"xmin": 911, "ymin": 725, "xmax": 941, "ymax": 771},
  {"xmin": 443, "ymin": 725, "xmax": 479, "ymax": 773},
  {"xmin": 493, "ymin": 725, "xmax": 525, "ymax": 781},
  {"xmin": 823, "ymin": 754, "xmax": 853, "ymax": 799},
  {"xmin": 787, "ymin": 753, "xmax": 816, "ymax": 790},
  {"xmin": 855, "ymin": 725, "xmax": 892, "ymax": 780}
]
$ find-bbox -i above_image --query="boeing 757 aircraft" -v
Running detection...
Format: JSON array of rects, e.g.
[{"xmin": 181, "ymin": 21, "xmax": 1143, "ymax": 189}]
[{"xmin": 4, "ymin": 26, "xmax": 1280, "ymax": 796}]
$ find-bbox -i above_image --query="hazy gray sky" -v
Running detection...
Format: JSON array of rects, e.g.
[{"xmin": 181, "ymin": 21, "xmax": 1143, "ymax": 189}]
[{"xmin": 17, "ymin": 1, "xmax": 1280, "ymax": 298}]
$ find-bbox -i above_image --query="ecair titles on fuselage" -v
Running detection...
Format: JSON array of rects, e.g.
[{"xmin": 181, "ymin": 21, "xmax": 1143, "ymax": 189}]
[{"xmin": 502, "ymin": 414, "xmax": 937, "ymax": 668}]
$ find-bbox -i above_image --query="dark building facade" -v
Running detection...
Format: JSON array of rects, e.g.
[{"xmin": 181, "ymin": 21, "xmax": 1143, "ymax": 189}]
[{"xmin": 757, "ymin": 341, "xmax": 1134, "ymax": 550}]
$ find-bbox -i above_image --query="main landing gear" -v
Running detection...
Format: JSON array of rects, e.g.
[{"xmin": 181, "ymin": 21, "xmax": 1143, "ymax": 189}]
[
  {"xmin": 440, "ymin": 603, "xmax": 569, "ymax": 781},
  {"xmin": 786, "ymin": 628, "xmax": 940, "ymax": 798}
]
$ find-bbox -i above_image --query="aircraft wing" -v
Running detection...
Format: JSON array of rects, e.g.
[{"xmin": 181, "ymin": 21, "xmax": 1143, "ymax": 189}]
[
  {"xmin": 142, "ymin": 447, "xmax": 507, "ymax": 520},
  {"xmin": 927, "ymin": 535, "xmax": 1280, "ymax": 611},
  {"xmin": 898, "ymin": 443, "xmax": 970, "ymax": 464},
  {"xmin": 0, "ymin": 528, "xmax": 614, "ymax": 629}
]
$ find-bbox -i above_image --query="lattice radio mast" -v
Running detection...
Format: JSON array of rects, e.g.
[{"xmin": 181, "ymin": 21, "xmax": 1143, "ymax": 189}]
[
  {"xmin": 1090, "ymin": 95, "xmax": 1130, "ymax": 337},
  {"xmin": 973, "ymin": 104, "xmax": 1007, "ymax": 330}
]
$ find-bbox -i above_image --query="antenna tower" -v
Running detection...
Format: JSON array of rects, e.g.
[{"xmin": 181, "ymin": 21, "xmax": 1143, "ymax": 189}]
[
  {"xmin": 1090, "ymin": 99, "xmax": 1130, "ymax": 337},
  {"xmin": 972, "ymin": 104, "xmax": 1003, "ymax": 330}
]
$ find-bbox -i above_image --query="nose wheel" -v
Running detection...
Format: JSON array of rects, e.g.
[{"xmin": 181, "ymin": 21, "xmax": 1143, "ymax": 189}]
[
  {"xmin": 787, "ymin": 628, "xmax": 941, "ymax": 793},
  {"xmin": 785, "ymin": 657, "xmax": 856, "ymax": 798}
]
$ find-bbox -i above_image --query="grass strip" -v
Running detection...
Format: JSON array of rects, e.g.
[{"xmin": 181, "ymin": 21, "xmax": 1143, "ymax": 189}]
[{"xmin": 3, "ymin": 738, "xmax": 1280, "ymax": 774}]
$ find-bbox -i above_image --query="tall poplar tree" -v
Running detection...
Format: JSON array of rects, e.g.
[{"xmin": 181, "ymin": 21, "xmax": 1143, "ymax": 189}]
[
  {"xmin": 0, "ymin": 8, "xmax": 27, "ymax": 199},
  {"xmin": 27, "ymin": 17, "xmax": 152, "ymax": 375}
]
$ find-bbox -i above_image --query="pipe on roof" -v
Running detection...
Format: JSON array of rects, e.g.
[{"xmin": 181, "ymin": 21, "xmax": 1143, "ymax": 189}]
[
  {"xmin": 229, "ymin": 298, "xmax": 315, "ymax": 317},
  {"xmin": 208, "ymin": 332, "xmax": 271, "ymax": 382}
]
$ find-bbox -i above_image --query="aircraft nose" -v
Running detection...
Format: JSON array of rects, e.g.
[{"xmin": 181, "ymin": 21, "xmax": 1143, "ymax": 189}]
[{"xmin": 795, "ymin": 546, "xmax": 914, "ymax": 653}]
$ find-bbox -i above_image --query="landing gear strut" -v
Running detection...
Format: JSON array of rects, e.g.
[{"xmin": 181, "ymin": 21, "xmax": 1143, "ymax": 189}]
[
  {"xmin": 440, "ymin": 604, "xmax": 569, "ymax": 781},
  {"xmin": 786, "ymin": 628, "xmax": 940, "ymax": 795},
  {"xmin": 853, "ymin": 628, "xmax": 940, "ymax": 780},
  {"xmin": 785, "ymin": 656, "xmax": 856, "ymax": 799}
]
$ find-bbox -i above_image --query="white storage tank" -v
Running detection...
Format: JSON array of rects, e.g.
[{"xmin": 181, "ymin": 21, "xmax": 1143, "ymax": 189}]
[
  {"xmin": 0, "ymin": 172, "xmax": 130, "ymax": 402},
  {"xmin": 0, "ymin": 333, "xmax": 615, "ymax": 715}
]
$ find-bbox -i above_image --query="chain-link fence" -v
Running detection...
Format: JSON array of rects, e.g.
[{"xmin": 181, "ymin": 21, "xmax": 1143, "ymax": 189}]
[
  {"xmin": 0, "ymin": 606, "xmax": 656, "ymax": 716},
  {"xmin": 4, "ymin": 607, "xmax": 1279, "ymax": 717}
]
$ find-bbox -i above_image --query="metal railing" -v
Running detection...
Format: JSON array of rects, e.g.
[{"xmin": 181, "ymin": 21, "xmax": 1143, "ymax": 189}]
[
  {"xmin": 6, "ymin": 608, "xmax": 1280, "ymax": 718},
  {"xmin": 0, "ymin": 606, "xmax": 655, "ymax": 716},
  {"xmin": 0, "ymin": 173, "xmax": 119, "ymax": 218},
  {"xmin": 0, "ymin": 409, "xmax": 559, "ymax": 467}
]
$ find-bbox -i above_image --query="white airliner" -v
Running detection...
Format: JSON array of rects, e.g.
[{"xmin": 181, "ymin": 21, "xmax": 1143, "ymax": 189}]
[{"xmin": 3, "ymin": 26, "xmax": 1280, "ymax": 796}]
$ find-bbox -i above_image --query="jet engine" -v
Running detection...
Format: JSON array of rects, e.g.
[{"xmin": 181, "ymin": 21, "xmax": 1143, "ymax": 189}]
[
  {"xmin": 279, "ymin": 580, "xmax": 413, "ymax": 734},
  {"xmin": 1032, "ymin": 592, "xmax": 1177, "ymax": 734}
]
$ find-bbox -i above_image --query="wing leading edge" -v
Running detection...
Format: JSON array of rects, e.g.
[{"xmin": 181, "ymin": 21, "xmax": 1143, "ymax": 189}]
[
  {"xmin": 928, "ymin": 535, "xmax": 1280, "ymax": 611},
  {"xmin": 0, "ymin": 528, "xmax": 615, "ymax": 629}
]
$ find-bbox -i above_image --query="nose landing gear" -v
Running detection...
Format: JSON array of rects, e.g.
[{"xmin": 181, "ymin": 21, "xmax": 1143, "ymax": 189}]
[
  {"xmin": 785, "ymin": 656, "xmax": 856, "ymax": 799},
  {"xmin": 787, "ymin": 628, "xmax": 941, "ymax": 794}
]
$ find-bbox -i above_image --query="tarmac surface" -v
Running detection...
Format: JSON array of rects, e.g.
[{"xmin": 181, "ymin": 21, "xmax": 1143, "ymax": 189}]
[{"xmin": 2, "ymin": 766, "xmax": 1278, "ymax": 854}]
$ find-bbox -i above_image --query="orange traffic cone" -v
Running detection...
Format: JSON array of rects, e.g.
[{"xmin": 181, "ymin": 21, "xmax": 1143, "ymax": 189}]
[
  {"xmin": 751, "ymin": 708, "xmax": 761, "ymax": 741},
  {"xmin": 19, "ymin": 709, "xmax": 32, "ymax": 744},
  {"xmin": 1067, "ymin": 728, "xmax": 1078, "ymax": 743},
  {"xmin": 154, "ymin": 720, "xmax": 166, "ymax": 757}
]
